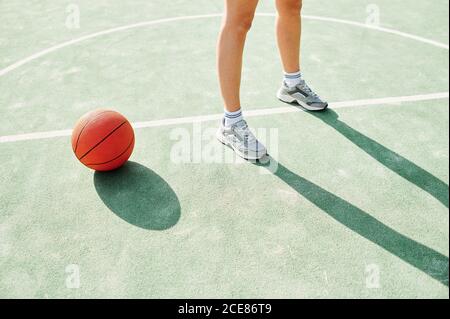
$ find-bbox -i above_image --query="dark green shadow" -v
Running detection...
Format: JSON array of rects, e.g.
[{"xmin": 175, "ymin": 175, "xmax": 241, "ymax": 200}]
[
  {"xmin": 94, "ymin": 161, "xmax": 181, "ymax": 230},
  {"xmin": 257, "ymin": 157, "xmax": 449, "ymax": 286},
  {"xmin": 310, "ymin": 109, "xmax": 449, "ymax": 208}
]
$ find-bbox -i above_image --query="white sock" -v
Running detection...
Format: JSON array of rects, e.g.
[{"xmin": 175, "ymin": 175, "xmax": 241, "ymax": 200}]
[
  {"xmin": 284, "ymin": 70, "xmax": 302, "ymax": 88},
  {"xmin": 224, "ymin": 109, "xmax": 243, "ymax": 127}
]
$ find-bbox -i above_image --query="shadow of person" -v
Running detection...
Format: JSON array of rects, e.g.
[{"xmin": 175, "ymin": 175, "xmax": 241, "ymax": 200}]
[
  {"xmin": 256, "ymin": 157, "xmax": 449, "ymax": 287},
  {"xmin": 93, "ymin": 162, "xmax": 181, "ymax": 231},
  {"xmin": 308, "ymin": 109, "xmax": 449, "ymax": 208}
]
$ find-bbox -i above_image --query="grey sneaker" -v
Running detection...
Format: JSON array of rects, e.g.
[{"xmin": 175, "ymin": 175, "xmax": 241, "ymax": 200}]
[
  {"xmin": 277, "ymin": 79, "xmax": 328, "ymax": 111},
  {"xmin": 217, "ymin": 119, "xmax": 267, "ymax": 160}
]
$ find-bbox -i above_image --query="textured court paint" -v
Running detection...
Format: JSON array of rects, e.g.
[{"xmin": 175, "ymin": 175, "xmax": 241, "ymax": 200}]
[
  {"xmin": 0, "ymin": 101, "xmax": 448, "ymax": 298},
  {"xmin": 1, "ymin": 13, "xmax": 447, "ymax": 78},
  {"xmin": 0, "ymin": 0, "xmax": 448, "ymax": 298}
]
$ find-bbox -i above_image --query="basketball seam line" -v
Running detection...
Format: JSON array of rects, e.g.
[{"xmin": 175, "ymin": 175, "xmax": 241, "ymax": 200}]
[
  {"xmin": 85, "ymin": 136, "xmax": 135, "ymax": 166},
  {"xmin": 78, "ymin": 121, "xmax": 128, "ymax": 161},
  {"xmin": 74, "ymin": 110, "xmax": 116, "ymax": 154}
]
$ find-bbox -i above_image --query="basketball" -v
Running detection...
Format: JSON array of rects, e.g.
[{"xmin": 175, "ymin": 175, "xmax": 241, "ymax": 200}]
[{"xmin": 71, "ymin": 109, "xmax": 135, "ymax": 171}]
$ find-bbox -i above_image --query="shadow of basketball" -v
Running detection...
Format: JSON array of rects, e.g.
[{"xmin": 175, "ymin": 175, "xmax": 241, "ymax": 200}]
[{"xmin": 93, "ymin": 161, "xmax": 181, "ymax": 230}]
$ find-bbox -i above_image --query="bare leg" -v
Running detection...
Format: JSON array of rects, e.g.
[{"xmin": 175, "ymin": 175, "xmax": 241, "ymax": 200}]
[
  {"xmin": 217, "ymin": 0, "xmax": 259, "ymax": 112},
  {"xmin": 275, "ymin": 0, "xmax": 303, "ymax": 73},
  {"xmin": 275, "ymin": 0, "xmax": 328, "ymax": 111}
]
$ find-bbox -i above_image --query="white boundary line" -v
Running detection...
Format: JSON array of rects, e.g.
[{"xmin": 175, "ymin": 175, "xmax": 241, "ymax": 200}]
[
  {"xmin": 1, "ymin": 92, "xmax": 448, "ymax": 144},
  {"xmin": 0, "ymin": 13, "xmax": 448, "ymax": 78}
]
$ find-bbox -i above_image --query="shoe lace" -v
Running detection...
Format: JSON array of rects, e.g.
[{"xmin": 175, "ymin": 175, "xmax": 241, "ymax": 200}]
[
  {"xmin": 234, "ymin": 121, "xmax": 256, "ymax": 144},
  {"xmin": 298, "ymin": 80, "xmax": 319, "ymax": 98}
]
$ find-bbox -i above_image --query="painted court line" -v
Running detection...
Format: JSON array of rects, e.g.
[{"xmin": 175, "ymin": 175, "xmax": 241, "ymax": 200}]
[
  {"xmin": 0, "ymin": 13, "xmax": 448, "ymax": 78},
  {"xmin": 0, "ymin": 92, "xmax": 448, "ymax": 144}
]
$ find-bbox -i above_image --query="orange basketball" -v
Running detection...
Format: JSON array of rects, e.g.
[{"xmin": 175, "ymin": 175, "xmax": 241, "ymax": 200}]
[{"xmin": 71, "ymin": 109, "xmax": 135, "ymax": 171}]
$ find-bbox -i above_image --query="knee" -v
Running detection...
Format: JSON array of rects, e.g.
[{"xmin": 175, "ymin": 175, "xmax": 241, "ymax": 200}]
[
  {"xmin": 223, "ymin": 13, "xmax": 255, "ymax": 35},
  {"xmin": 278, "ymin": 0, "xmax": 303, "ymax": 16}
]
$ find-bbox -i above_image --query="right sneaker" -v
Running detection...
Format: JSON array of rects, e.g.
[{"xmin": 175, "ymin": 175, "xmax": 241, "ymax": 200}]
[
  {"xmin": 277, "ymin": 79, "xmax": 328, "ymax": 111},
  {"xmin": 216, "ymin": 118, "xmax": 267, "ymax": 160}
]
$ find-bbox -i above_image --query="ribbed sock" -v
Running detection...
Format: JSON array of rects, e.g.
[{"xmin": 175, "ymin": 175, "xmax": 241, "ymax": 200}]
[
  {"xmin": 284, "ymin": 70, "xmax": 302, "ymax": 88},
  {"xmin": 224, "ymin": 109, "xmax": 243, "ymax": 127}
]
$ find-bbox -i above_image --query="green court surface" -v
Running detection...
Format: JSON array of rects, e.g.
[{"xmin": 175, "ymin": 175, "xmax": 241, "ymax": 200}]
[{"xmin": 0, "ymin": 0, "xmax": 449, "ymax": 298}]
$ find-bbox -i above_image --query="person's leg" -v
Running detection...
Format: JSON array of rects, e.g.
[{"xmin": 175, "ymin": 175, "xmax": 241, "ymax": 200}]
[
  {"xmin": 275, "ymin": 0, "xmax": 328, "ymax": 111},
  {"xmin": 217, "ymin": 0, "xmax": 258, "ymax": 114},
  {"xmin": 275, "ymin": 0, "xmax": 302, "ymax": 74},
  {"xmin": 216, "ymin": 0, "xmax": 267, "ymax": 160}
]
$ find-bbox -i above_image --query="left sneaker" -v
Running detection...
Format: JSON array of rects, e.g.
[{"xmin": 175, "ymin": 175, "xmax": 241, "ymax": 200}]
[{"xmin": 277, "ymin": 79, "xmax": 328, "ymax": 111}]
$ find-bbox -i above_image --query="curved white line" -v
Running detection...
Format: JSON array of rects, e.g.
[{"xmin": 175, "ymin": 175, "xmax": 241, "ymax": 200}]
[
  {"xmin": 0, "ymin": 13, "xmax": 448, "ymax": 78},
  {"xmin": 0, "ymin": 92, "xmax": 448, "ymax": 143},
  {"xmin": 303, "ymin": 14, "xmax": 450, "ymax": 50},
  {"xmin": 0, "ymin": 14, "xmax": 221, "ymax": 78}
]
